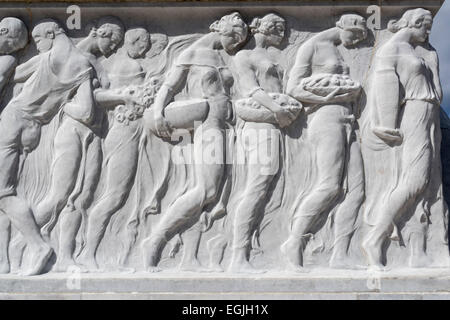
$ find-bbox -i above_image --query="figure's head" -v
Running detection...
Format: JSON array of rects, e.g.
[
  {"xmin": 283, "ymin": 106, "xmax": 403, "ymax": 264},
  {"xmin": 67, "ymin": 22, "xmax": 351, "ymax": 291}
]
[
  {"xmin": 250, "ymin": 13, "xmax": 286, "ymax": 47},
  {"xmin": 209, "ymin": 12, "xmax": 248, "ymax": 54},
  {"xmin": 32, "ymin": 19, "xmax": 65, "ymax": 53},
  {"xmin": 90, "ymin": 16, "xmax": 124, "ymax": 57},
  {"xmin": 124, "ymin": 28, "xmax": 150, "ymax": 59},
  {"xmin": 388, "ymin": 8, "xmax": 433, "ymax": 43},
  {"xmin": 336, "ymin": 14, "xmax": 368, "ymax": 47},
  {"xmin": 0, "ymin": 17, "xmax": 28, "ymax": 54}
]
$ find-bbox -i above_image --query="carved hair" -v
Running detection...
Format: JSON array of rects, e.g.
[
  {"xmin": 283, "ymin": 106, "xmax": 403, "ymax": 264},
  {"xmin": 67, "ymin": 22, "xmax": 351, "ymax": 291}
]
[
  {"xmin": 32, "ymin": 19, "xmax": 66, "ymax": 38},
  {"xmin": 92, "ymin": 16, "xmax": 125, "ymax": 43},
  {"xmin": 336, "ymin": 14, "xmax": 367, "ymax": 31},
  {"xmin": 209, "ymin": 12, "xmax": 248, "ymax": 37},
  {"xmin": 124, "ymin": 28, "xmax": 149, "ymax": 45},
  {"xmin": 249, "ymin": 13, "xmax": 285, "ymax": 35},
  {"xmin": 388, "ymin": 8, "xmax": 432, "ymax": 33},
  {"xmin": 0, "ymin": 17, "xmax": 28, "ymax": 51}
]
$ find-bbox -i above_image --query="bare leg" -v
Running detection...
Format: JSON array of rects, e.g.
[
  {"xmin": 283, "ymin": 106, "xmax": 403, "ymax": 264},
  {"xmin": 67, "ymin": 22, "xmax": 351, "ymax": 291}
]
[
  {"xmin": 53, "ymin": 207, "xmax": 82, "ymax": 272},
  {"xmin": 0, "ymin": 196, "xmax": 52, "ymax": 275},
  {"xmin": 330, "ymin": 136, "xmax": 365, "ymax": 269},
  {"xmin": 282, "ymin": 123, "xmax": 346, "ymax": 271},
  {"xmin": 178, "ymin": 222, "xmax": 205, "ymax": 271},
  {"xmin": 56, "ymin": 136, "xmax": 102, "ymax": 271},
  {"xmin": 34, "ymin": 121, "xmax": 82, "ymax": 233},
  {"xmin": 207, "ymin": 233, "xmax": 228, "ymax": 272},
  {"xmin": 0, "ymin": 214, "xmax": 11, "ymax": 273}
]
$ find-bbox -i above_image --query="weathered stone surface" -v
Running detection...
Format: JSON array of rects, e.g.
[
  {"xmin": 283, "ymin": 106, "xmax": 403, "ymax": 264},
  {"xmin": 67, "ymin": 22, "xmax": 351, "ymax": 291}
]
[{"xmin": 0, "ymin": 0, "xmax": 448, "ymax": 299}]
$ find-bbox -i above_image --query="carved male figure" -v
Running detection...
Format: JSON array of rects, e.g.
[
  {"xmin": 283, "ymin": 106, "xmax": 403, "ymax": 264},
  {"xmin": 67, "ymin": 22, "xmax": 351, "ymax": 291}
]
[
  {"xmin": 33, "ymin": 17, "xmax": 126, "ymax": 271},
  {"xmin": 0, "ymin": 17, "xmax": 28, "ymax": 274},
  {"xmin": 0, "ymin": 19, "xmax": 94, "ymax": 275}
]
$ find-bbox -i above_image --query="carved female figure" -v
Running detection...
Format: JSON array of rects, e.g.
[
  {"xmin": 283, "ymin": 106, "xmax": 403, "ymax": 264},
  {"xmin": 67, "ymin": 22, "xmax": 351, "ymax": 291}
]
[
  {"xmin": 0, "ymin": 17, "xmax": 28, "ymax": 274},
  {"xmin": 361, "ymin": 8, "xmax": 445, "ymax": 269},
  {"xmin": 284, "ymin": 14, "xmax": 367, "ymax": 270},
  {"xmin": 142, "ymin": 12, "xmax": 248, "ymax": 270},
  {"xmin": 0, "ymin": 19, "xmax": 95, "ymax": 275},
  {"xmin": 229, "ymin": 13, "xmax": 300, "ymax": 273},
  {"xmin": 78, "ymin": 28, "xmax": 155, "ymax": 270},
  {"xmin": 33, "ymin": 17, "xmax": 127, "ymax": 271}
]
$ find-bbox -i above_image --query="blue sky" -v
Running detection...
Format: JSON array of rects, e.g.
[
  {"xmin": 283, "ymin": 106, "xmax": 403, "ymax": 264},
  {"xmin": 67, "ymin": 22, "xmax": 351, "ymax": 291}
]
[{"xmin": 431, "ymin": 1, "xmax": 450, "ymax": 114}]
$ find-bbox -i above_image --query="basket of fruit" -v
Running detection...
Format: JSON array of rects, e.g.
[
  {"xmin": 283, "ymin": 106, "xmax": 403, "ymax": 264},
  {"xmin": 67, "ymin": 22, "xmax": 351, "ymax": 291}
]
[
  {"xmin": 235, "ymin": 93, "xmax": 302, "ymax": 125},
  {"xmin": 300, "ymin": 73, "xmax": 361, "ymax": 97}
]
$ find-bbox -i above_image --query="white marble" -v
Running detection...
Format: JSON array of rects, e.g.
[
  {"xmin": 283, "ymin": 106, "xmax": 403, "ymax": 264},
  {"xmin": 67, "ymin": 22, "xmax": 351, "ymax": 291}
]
[{"xmin": 0, "ymin": 1, "xmax": 448, "ymax": 298}]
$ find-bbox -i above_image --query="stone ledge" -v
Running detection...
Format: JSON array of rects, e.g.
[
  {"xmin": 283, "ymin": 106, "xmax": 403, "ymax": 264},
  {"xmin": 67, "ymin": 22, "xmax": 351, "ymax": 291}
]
[{"xmin": 1, "ymin": 269, "xmax": 449, "ymax": 299}]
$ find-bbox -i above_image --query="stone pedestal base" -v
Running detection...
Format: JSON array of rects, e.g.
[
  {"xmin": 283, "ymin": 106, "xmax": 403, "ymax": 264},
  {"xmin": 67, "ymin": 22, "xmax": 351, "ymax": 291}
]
[{"xmin": 1, "ymin": 269, "xmax": 449, "ymax": 300}]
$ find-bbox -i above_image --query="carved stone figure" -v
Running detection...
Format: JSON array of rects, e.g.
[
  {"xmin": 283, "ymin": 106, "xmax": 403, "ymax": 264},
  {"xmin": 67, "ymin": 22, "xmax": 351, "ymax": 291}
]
[
  {"xmin": 141, "ymin": 12, "xmax": 248, "ymax": 271},
  {"xmin": 0, "ymin": 19, "xmax": 94, "ymax": 275},
  {"xmin": 360, "ymin": 8, "xmax": 448, "ymax": 270},
  {"xmin": 0, "ymin": 17, "xmax": 28, "ymax": 274},
  {"xmin": 33, "ymin": 17, "xmax": 126, "ymax": 272},
  {"xmin": 283, "ymin": 14, "xmax": 367, "ymax": 271},
  {"xmin": 78, "ymin": 27, "xmax": 157, "ymax": 270},
  {"xmin": 229, "ymin": 13, "xmax": 300, "ymax": 273},
  {"xmin": 0, "ymin": 3, "xmax": 448, "ymax": 284}
]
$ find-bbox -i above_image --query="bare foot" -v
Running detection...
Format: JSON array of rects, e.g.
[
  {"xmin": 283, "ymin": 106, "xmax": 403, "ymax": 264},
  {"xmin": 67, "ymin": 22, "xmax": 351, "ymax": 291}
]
[
  {"xmin": 281, "ymin": 239, "xmax": 305, "ymax": 271},
  {"xmin": 285, "ymin": 263, "xmax": 310, "ymax": 273},
  {"xmin": 206, "ymin": 264, "xmax": 224, "ymax": 273},
  {"xmin": 141, "ymin": 236, "xmax": 162, "ymax": 269},
  {"xmin": 146, "ymin": 266, "xmax": 162, "ymax": 273},
  {"xmin": 77, "ymin": 252, "xmax": 99, "ymax": 272},
  {"xmin": 366, "ymin": 264, "xmax": 388, "ymax": 273},
  {"xmin": 52, "ymin": 258, "xmax": 79, "ymax": 273},
  {"xmin": 21, "ymin": 245, "xmax": 53, "ymax": 276}
]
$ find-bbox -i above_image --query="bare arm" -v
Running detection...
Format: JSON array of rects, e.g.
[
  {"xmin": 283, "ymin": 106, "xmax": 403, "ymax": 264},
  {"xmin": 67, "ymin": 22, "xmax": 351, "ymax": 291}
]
[
  {"xmin": 13, "ymin": 55, "xmax": 40, "ymax": 83},
  {"xmin": 233, "ymin": 53, "xmax": 283, "ymax": 114},
  {"xmin": 373, "ymin": 55, "xmax": 400, "ymax": 130},
  {"xmin": 286, "ymin": 42, "xmax": 346, "ymax": 104},
  {"xmin": 153, "ymin": 64, "xmax": 189, "ymax": 117},
  {"xmin": 426, "ymin": 48, "xmax": 443, "ymax": 103},
  {"xmin": 64, "ymin": 78, "xmax": 96, "ymax": 125},
  {"xmin": 94, "ymin": 88, "xmax": 134, "ymax": 109}
]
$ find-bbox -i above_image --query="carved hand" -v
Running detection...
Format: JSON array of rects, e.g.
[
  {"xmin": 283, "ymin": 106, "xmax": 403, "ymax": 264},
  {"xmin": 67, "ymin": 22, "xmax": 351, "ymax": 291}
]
[
  {"xmin": 154, "ymin": 113, "xmax": 173, "ymax": 139},
  {"xmin": 274, "ymin": 108, "xmax": 297, "ymax": 128}
]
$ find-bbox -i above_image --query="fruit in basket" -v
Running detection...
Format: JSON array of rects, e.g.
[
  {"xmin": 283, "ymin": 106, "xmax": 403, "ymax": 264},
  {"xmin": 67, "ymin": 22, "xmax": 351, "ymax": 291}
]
[
  {"xmin": 235, "ymin": 93, "xmax": 302, "ymax": 125},
  {"xmin": 300, "ymin": 73, "xmax": 361, "ymax": 97}
]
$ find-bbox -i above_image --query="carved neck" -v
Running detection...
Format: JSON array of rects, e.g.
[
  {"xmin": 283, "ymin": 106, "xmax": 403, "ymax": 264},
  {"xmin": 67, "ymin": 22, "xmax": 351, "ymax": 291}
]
[
  {"xmin": 254, "ymin": 33, "xmax": 270, "ymax": 49},
  {"xmin": 201, "ymin": 32, "xmax": 223, "ymax": 50},
  {"xmin": 77, "ymin": 36, "xmax": 101, "ymax": 57},
  {"xmin": 392, "ymin": 28, "xmax": 418, "ymax": 46}
]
